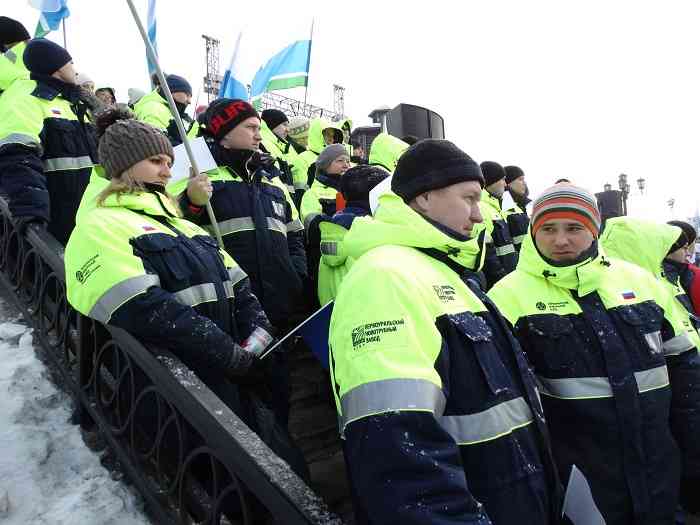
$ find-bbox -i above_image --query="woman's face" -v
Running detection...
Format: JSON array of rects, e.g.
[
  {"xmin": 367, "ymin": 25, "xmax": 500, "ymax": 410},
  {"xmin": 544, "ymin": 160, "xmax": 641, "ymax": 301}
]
[
  {"xmin": 326, "ymin": 154, "xmax": 351, "ymax": 176},
  {"xmin": 128, "ymin": 154, "xmax": 173, "ymax": 187}
]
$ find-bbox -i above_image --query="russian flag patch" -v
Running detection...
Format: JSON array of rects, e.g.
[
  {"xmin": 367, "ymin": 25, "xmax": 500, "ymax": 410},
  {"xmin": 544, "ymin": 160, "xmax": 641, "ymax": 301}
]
[
  {"xmin": 142, "ymin": 225, "xmax": 156, "ymax": 231},
  {"xmin": 622, "ymin": 291, "xmax": 636, "ymax": 300},
  {"xmin": 51, "ymin": 108, "xmax": 62, "ymax": 115}
]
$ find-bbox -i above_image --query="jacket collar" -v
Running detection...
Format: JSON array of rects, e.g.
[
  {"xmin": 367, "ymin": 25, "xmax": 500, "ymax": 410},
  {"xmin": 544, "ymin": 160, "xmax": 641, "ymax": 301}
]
[
  {"xmin": 518, "ymin": 233, "xmax": 608, "ymax": 296},
  {"xmin": 30, "ymin": 73, "xmax": 81, "ymax": 103},
  {"xmin": 316, "ymin": 171, "xmax": 341, "ymax": 190},
  {"xmin": 343, "ymin": 192, "xmax": 485, "ymax": 272}
]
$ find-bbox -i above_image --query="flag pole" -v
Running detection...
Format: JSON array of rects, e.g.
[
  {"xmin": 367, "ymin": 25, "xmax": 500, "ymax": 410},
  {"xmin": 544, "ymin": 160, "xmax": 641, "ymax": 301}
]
[
  {"xmin": 125, "ymin": 0, "xmax": 224, "ymax": 247},
  {"xmin": 62, "ymin": 18, "xmax": 67, "ymax": 49},
  {"xmin": 303, "ymin": 18, "xmax": 314, "ymax": 107}
]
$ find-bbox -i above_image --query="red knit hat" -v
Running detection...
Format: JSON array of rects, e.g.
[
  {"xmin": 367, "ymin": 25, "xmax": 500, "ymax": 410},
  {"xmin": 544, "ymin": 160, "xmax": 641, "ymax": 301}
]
[{"xmin": 531, "ymin": 183, "xmax": 601, "ymax": 238}]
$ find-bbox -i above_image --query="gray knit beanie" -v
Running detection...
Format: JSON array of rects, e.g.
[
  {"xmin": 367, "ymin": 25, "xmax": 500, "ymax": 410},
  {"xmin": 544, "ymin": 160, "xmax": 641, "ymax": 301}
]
[
  {"xmin": 96, "ymin": 108, "xmax": 174, "ymax": 179},
  {"xmin": 316, "ymin": 143, "xmax": 348, "ymax": 174}
]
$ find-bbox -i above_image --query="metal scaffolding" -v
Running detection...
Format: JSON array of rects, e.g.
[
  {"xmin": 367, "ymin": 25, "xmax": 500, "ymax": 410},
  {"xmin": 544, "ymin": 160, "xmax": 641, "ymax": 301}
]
[
  {"xmin": 259, "ymin": 91, "xmax": 342, "ymax": 121},
  {"xmin": 202, "ymin": 34, "xmax": 222, "ymax": 103}
]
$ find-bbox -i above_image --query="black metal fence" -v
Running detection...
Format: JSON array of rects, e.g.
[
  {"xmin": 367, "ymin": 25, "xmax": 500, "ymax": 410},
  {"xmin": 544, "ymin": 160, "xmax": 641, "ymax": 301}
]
[{"xmin": 0, "ymin": 196, "xmax": 343, "ymax": 525}]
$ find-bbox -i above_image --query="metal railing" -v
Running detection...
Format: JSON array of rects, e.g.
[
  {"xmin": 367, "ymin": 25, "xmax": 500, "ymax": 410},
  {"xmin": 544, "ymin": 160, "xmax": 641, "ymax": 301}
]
[{"xmin": 0, "ymin": 196, "xmax": 342, "ymax": 525}]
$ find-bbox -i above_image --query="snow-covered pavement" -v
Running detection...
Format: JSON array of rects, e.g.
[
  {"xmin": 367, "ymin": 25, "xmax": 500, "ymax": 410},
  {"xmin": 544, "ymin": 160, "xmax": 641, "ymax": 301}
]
[{"xmin": 0, "ymin": 299, "xmax": 150, "ymax": 524}]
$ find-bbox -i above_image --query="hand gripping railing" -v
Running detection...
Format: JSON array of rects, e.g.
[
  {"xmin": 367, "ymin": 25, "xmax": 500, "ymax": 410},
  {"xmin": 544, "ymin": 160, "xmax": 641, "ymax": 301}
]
[{"xmin": 0, "ymin": 196, "xmax": 342, "ymax": 525}]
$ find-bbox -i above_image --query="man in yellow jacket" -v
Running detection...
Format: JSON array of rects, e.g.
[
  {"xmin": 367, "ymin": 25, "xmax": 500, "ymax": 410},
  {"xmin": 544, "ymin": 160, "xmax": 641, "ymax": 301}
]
[{"xmin": 0, "ymin": 17, "xmax": 30, "ymax": 94}]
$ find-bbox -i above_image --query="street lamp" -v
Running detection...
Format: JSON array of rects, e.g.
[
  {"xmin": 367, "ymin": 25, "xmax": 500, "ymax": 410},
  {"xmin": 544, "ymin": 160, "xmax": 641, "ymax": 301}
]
[
  {"xmin": 637, "ymin": 177, "xmax": 646, "ymax": 194},
  {"xmin": 604, "ymin": 183, "xmax": 612, "ymax": 192},
  {"xmin": 618, "ymin": 173, "xmax": 629, "ymax": 215}
]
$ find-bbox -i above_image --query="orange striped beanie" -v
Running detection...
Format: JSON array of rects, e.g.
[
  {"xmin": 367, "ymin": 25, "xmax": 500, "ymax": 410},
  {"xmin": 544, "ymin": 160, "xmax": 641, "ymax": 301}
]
[{"xmin": 531, "ymin": 183, "xmax": 601, "ymax": 238}]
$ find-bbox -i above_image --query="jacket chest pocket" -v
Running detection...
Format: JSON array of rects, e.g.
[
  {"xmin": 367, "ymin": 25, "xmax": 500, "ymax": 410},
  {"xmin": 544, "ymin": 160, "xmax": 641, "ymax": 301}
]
[
  {"xmin": 40, "ymin": 117, "xmax": 88, "ymax": 159},
  {"xmin": 614, "ymin": 303, "xmax": 665, "ymax": 364},
  {"xmin": 491, "ymin": 220, "xmax": 512, "ymax": 244},
  {"xmin": 448, "ymin": 312, "xmax": 514, "ymax": 398},
  {"xmin": 130, "ymin": 233, "xmax": 193, "ymax": 288},
  {"xmin": 191, "ymin": 234, "xmax": 229, "ymax": 283},
  {"xmin": 525, "ymin": 315, "xmax": 576, "ymax": 375},
  {"xmin": 260, "ymin": 184, "xmax": 288, "ymax": 221}
]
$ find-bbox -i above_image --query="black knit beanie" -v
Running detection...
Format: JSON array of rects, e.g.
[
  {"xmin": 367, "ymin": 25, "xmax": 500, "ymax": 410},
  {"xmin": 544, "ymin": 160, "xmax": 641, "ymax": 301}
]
[
  {"xmin": 165, "ymin": 74, "xmax": 192, "ymax": 96},
  {"xmin": 341, "ymin": 164, "xmax": 390, "ymax": 203},
  {"xmin": 480, "ymin": 161, "xmax": 506, "ymax": 187},
  {"xmin": 505, "ymin": 165, "xmax": 525, "ymax": 184},
  {"xmin": 23, "ymin": 38, "xmax": 72, "ymax": 76},
  {"xmin": 96, "ymin": 108, "xmax": 174, "ymax": 179},
  {"xmin": 0, "ymin": 17, "xmax": 29, "ymax": 48},
  {"xmin": 261, "ymin": 109, "xmax": 288, "ymax": 131},
  {"xmin": 391, "ymin": 139, "xmax": 484, "ymax": 202},
  {"xmin": 205, "ymin": 98, "xmax": 260, "ymax": 141}
]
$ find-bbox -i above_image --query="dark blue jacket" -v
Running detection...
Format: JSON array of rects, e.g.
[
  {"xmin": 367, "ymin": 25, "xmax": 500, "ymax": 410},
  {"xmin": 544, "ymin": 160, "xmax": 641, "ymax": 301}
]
[{"xmin": 180, "ymin": 149, "xmax": 307, "ymax": 329}]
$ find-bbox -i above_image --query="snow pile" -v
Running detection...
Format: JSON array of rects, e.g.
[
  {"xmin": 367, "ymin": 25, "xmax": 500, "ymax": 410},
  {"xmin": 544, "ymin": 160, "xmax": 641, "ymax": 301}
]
[{"xmin": 0, "ymin": 303, "xmax": 150, "ymax": 525}]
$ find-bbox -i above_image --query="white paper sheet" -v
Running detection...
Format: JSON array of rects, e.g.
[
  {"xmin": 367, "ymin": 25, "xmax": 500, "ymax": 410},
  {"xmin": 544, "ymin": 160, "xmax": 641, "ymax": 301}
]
[
  {"xmin": 169, "ymin": 137, "xmax": 218, "ymax": 183},
  {"xmin": 562, "ymin": 465, "xmax": 606, "ymax": 525}
]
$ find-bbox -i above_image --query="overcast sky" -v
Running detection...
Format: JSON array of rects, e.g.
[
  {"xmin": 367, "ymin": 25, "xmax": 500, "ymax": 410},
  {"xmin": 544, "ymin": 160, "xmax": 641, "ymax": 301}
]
[{"xmin": 5, "ymin": 0, "xmax": 699, "ymax": 221}]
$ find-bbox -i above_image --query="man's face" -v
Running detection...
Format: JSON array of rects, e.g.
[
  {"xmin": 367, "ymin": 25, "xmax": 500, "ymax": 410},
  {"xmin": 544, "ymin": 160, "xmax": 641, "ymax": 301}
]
[
  {"xmin": 172, "ymin": 91, "xmax": 191, "ymax": 105},
  {"xmin": 272, "ymin": 121, "xmax": 289, "ymax": 140},
  {"xmin": 486, "ymin": 178, "xmax": 506, "ymax": 199},
  {"xmin": 534, "ymin": 219, "xmax": 595, "ymax": 263},
  {"xmin": 412, "ymin": 181, "xmax": 484, "ymax": 236},
  {"xmin": 53, "ymin": 62, "xmax": 77, "ymax": 84},
  {"xmin": 509, "ymin": 176, "xmax": 528, "ymax": 198},
  {"xmin": 220, "ymin": 116, "xmax": 262, "ymax": 151},
  {"xmin": 95, "ymin": 89, "xmax": 115, "ymax": 105}
]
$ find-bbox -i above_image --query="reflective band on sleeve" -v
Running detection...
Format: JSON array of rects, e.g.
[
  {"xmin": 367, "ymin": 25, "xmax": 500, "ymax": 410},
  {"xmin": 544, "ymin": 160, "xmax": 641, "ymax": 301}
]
[
  {"xmin": 210, "ymin": 216, "xmax": 288, "ymax": 237},
  {"xmin": 512, "ymin": 234, "xmax": 526, "ymax": 245},
  {"xmin": 439, "ymin": 397, "xmax": 533, "ymax": 445},
  {"xmin": 484, "ymin": 232, "xmax": 493, "ymax": 244},
  {"xmin": 44, "ymin": 155, "xmax": 94, "ymax": 172},
  {"xmin": 538, "ymin": 365, "xmax": 669, "ymax": 399},
  {"xmin": 172, "ymin": 283, "xmax": 217, "ymax": 307},
  {"xmin": 227, "ymin": 266, "xmax": 247, "ymax": 287},
  {"xmin": 286, "ymin": 218, "xmax": 304, "ymax": 233},
  {"xmin": 495, "ymin": 243, "xmax": 516, "ymax": 256},
  {"xmin": 303, "ymin": 212, "xmax": 321, "ymax": 231},
  {"xmin": 634, "ymin": 366, "xmax": 670, "ymax": 393},
  {"xmin": 339, "ymin": 378, "xmax": 446, "ymax": 433},
  {"xmin": 222, "ymin": 280, "xmax": 234, "ymax": 299},
  {"xmin": 294, "ymin": 181, "xmax": 309, "ymax": 191},
  {"xmin": 267, "ymin": 217, "xmax": 287, "ymax": 235},
  {"xmin": 663, "ymin": 332, "xmax": 695, "ymax": 356},
  {"xmin": 320, "ymin": 241, "xmax": 338, "ymax": 256},
  {"xmin": 0, "ymin": 133, "xmax": 40, "ymax": 149},
  {"xmin": 212, "ymin": 217, "xmax": 255, "ymax": 236},
  {"xmin": 88, "ymin": 274, "xmax": 161, "ymax": 323},
  {"xmin": 5, "ymin": 49, "xmax": 17, "ymax": 63}
]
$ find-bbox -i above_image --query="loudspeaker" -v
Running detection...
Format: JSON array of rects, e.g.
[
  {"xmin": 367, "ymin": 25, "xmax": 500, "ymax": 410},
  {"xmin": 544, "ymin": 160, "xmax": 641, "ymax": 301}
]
[
  {"xmin": 386, "ymin": 104, "xmax": 445, "ymax": 140},
  {"xmin": 595, "ymin": 190, "xmax": 625, "ymax": 221}
]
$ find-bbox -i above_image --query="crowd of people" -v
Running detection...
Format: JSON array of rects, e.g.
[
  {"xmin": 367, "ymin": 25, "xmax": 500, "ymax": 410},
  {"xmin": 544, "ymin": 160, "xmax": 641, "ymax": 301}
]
[{"xmin": 3, "ymin": 15, "xmax": 700, "ymax": 525}]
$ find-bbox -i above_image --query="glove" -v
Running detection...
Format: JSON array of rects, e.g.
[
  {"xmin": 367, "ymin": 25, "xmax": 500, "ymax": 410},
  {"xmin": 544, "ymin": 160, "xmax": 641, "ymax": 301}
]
[
  {"xmin": 15, "ymin": 216, "xmax": 47, "ymax": 234},
  {"xmin": 224, "ymin": 345, "xmax": 268, "ymax": 386},
  {"xmin": 241, "ymin": 327, "xmax": 274, "ymax": 357},
  {"xmin": 249, "ymin": 150, "xmax": 275, "ymax": 171}
]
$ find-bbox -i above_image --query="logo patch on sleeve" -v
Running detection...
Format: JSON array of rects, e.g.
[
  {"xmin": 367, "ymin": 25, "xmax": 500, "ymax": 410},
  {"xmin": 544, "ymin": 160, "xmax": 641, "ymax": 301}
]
[
  {"xmin": 433, "ymin": 285, "xmax": 457, "ymax": 302},
  {"xmin": 621, "ymin": 291, "xmax": 636, "ymax": 300},
  {"xmin": 351, "ymin": 319, "xmax": 406, "ymax": 350}
]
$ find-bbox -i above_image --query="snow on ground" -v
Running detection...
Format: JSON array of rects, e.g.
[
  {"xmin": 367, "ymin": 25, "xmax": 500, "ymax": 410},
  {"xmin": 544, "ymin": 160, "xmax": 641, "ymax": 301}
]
[{"xmin": 0, "ymin": 299, "xmax": 150, "ymax": 525}]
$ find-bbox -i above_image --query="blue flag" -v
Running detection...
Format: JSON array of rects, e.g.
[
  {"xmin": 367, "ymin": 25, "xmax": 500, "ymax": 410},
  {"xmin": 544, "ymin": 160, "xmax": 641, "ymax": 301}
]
[
  {"xmin": 146, "ymin": 0, "xmax": 158, "ymax": 76},
  {"xmin": 298, "ymin": 301, "xmax": 333, "ymax": 369},
  {"xmin": 219, "ymin": 32, "xmax": 249, "ymax": 100},
  {"xmin": 250, "ymin": 39, "xmax": 311, "ymax": 102},
  {"xmin": 261, "ymin": 301, "xmax": 333, "ymax": 369},
  {"xmin": 28, "ymin": 0, "xmax": 70, "ymax": 37}
]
